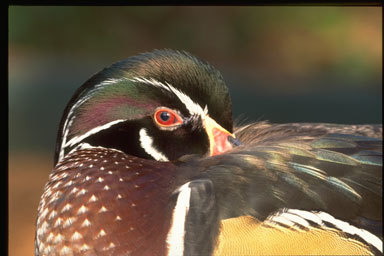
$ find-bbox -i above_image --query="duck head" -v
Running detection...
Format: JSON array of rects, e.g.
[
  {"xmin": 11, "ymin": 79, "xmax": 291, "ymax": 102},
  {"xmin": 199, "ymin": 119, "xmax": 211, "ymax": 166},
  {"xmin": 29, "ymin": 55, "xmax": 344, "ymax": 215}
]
[{"xmin": 55, "ymin": 49, "xmax": 237, "ymax": 165}]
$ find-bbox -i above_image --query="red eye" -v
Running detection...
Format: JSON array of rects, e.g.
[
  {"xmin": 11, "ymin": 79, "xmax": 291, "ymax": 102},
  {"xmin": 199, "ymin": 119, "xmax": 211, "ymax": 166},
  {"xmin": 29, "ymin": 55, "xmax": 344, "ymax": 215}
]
[{"xmin": 154, "ymin": 108, "xmax": 183, "ymax": 127}]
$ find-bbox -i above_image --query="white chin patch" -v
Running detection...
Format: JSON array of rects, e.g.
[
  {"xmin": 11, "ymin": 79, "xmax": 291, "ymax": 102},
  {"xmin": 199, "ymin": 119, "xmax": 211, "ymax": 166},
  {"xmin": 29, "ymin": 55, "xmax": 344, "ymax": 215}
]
[{"xmin": 139, "ymin": 128, "xmax": 169, "ymax": 162}]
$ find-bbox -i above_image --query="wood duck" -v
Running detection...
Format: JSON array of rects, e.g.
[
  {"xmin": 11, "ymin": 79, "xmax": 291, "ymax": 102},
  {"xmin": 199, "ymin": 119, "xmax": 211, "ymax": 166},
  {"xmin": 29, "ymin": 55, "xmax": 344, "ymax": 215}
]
[{"xmin": 35, "ymin": 49, "xmax": 382, "ymax": 256}]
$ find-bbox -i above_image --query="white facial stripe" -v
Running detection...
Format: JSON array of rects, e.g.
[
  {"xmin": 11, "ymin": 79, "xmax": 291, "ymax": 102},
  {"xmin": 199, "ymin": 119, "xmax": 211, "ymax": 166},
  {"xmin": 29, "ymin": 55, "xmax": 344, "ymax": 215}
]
[
  {"xmin": 166, "ymin": 182, "xmax": 192, "ymax": 256},
  {"xmin": 62, "ymin": 79, "xmax": 126, "ymax": 136},
  {"xmin": 64, "ymin": 119, "xmax": 126, "ymax": 148},
  {"xmin": 166, "ymin": 83, "xmax": 205, "ymax": 115},
  {"xmin": 130, "ymin": 77, "xmax": 207, "ymax": 116},
  {"xmin": 60, "ymin": 76, "xmax": 207, "ymax": 161},
  {"xmin": 60, "ymin": 78, "xmax": 127, "ymax": 162},
  {"xmin": 67, "ymin": 143, "xmax": 125, "ymax": 156},
  {"xmin": 139, "ymin": 128, "xmax": 169, "ymax": 162},
  {"xmin": 59, "ymin": 116, "xmax": 74, "ymax": 162},
  {"xmin": 130, "ymin": 77, "xmax": 169, "ymax": 91},
  {"xmin": 269, "ymin": 209, "xmax": 383, "ymax": 253}
]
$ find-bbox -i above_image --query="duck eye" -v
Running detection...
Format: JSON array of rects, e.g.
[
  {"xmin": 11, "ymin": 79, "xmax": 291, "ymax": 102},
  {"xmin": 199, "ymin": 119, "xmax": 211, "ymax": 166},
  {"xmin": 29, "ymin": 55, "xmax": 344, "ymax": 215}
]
[
  {"xmin": 159, "ymin": 111, "xmax": 171, "ymax": 122},
  {"xmin": 154, "ymin": 108, "xmax": 183, "ymax": 127}
]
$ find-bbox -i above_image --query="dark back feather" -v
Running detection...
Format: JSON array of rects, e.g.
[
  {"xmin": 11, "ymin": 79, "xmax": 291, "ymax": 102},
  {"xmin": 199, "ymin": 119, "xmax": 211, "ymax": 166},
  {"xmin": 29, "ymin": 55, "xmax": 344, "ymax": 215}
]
[{"xmin": 181, "ymin": 122, "xmax": 382, "ymax": 237}]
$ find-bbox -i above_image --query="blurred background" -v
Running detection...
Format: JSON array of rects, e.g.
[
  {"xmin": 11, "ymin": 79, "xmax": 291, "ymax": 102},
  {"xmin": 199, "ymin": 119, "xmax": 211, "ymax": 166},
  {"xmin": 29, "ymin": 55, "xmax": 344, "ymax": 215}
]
[{"xmin": 9, "ymin": 6, "xmax": 381, "ymax": 256}]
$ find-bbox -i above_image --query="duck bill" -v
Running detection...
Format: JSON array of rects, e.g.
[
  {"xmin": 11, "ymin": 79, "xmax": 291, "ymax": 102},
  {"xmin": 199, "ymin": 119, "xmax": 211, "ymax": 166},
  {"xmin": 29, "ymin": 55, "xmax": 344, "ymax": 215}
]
[{"xmin": 203, "ymin": 116, "xmax": 237, "ymax": 156}]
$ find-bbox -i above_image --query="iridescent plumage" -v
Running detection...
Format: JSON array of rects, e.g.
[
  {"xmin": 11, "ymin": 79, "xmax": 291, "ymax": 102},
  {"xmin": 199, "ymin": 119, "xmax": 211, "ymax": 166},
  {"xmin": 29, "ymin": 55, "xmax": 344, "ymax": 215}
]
[{"xmin": 36, "ymin": 50, "xmax": 382, "ymax": 256}]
